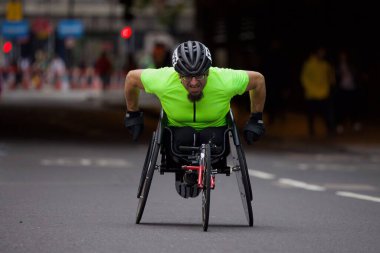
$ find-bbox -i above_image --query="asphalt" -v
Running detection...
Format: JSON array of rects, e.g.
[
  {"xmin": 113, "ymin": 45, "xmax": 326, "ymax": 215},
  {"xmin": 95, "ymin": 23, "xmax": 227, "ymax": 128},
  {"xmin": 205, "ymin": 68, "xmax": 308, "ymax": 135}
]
[{"xmin": 1, "ymin": 89, "xmax": 379, "ymax": 151}]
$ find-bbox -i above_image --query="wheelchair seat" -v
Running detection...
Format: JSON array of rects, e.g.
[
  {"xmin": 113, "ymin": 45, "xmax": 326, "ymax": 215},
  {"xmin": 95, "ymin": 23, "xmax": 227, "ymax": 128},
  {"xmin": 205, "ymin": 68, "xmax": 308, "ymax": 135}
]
[{"xmin": 161, "ymin": 126, "xmax": 231, "ymax": 174}]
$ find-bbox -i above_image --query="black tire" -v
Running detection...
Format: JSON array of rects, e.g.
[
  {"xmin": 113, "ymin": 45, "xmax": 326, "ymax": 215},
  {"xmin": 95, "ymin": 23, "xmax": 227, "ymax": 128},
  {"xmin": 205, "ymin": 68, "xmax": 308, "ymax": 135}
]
[
  {"xmin": 137, "ymin": 132, "xmax": 155, "ymax": 198},
  {"xmin": 237, "ymin": 146, "xmax": 253, "ymax": 201},
  {"xmin": 202, "ymin": 144, "xmax": 212, "ymax": 232},
  {"xmin": 235, "ymin": 145, "xmax": 254, "ymax": 226},
  {"xmin": 135, "ymin": 139, "xmax": 160, "ymax": 224}
]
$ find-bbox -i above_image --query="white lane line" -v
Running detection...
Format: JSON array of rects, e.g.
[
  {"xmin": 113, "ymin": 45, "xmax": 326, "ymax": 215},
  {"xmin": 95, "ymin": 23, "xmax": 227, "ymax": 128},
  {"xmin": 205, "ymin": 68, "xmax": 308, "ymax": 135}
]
[
  {"xmin": 324, "ymin": 183, "xmax": 377, "ymax": 191},
  {"xmin": 335, "ymin": 191, "xmax": 380, "ymax": 203},
  {"xmin": 41, "ymin": 158, "xmax": 132, "ymax": 167},
  {"xmin": 248, "ymin": 169, "xmax": 275, "ymax": 180},
  {"xmin": 278, "ymin": 178, "xmax": 326, "ymax": 191}
]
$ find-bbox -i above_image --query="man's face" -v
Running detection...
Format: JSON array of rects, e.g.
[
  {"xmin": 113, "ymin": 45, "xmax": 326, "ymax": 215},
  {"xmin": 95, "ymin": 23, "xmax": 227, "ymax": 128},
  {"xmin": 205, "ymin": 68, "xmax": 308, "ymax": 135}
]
[{"xmin": 180, "ymin": 73, "xmax": 208, "ymax": 102}]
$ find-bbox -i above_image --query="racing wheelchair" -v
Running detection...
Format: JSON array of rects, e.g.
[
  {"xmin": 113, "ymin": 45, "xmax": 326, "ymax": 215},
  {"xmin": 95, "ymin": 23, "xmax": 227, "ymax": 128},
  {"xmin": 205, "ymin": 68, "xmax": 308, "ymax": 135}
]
[{"xmin": 135, "ymin": 109, "xmax": 253, "ymax": 231}]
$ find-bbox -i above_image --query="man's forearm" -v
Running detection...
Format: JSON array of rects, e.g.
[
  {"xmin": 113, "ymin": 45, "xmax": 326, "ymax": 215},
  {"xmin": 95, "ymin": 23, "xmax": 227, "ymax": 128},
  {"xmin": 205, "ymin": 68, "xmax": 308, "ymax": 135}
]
[
  {"xmin": 124, "ymin": 70, "xmax": 144, "ymax": 112},
  {"xmin": 125, "ymin": 86, "xmax": 140, "ymax": 111},
  {"xmin": 249, "ymin": 83, "xmax": 266, "ymax": 113},
  {"xmin": 246, "ymin": 71, "xmax": 266, "ymax": 113},
  {"xmin": 124, "ymin": 76, "xmax": 140, "ymax": 111}
]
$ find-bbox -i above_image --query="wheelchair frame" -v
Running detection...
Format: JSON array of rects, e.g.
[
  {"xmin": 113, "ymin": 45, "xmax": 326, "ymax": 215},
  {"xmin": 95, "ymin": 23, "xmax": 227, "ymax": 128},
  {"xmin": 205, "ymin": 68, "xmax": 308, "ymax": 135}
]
[{"xmin": 135, "ymin": 109, "xmax": 253, "ymax": 231}]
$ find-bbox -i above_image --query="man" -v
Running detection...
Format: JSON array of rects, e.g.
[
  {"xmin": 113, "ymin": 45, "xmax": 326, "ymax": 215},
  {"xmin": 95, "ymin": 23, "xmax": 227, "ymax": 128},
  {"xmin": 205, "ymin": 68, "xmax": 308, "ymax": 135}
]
[
  {"xmin": 124, "ymin": 40, "xmax": 266, "ymax": 197},
  {"xmin": 300, "ymin": 46, "xmax": 335, "ymax": 137},
  {"xmin": 95, "ymin": 51, "xmax": 113, "ymax": 90}
]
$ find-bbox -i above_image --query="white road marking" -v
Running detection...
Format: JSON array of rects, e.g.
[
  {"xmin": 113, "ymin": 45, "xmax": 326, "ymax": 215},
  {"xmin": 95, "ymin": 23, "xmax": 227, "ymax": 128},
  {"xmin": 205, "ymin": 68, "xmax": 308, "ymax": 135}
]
[
  {"xmin": 41, "ymin": 158, "xmax": 132, "ymax": 167},
  {"xmin": 278, "ymin": 178, "xmax": 326, "ymax": 191},
  {"xmin": 295, "ymin": 162, "xmax": 357, "ymax": 172},
  {"xmin": 249, "ymin": 169, "xmax": 380, "ymax": 203},
  {"xmin": 248, "ymin": 169, "xmax": 275, "ymax": 180},
  {"xmin": 335, "ymin": 191, "xmax": 380, "ymax": 203},
  {"xmin": 323, "ymin": 183, "xmax": 377, "ymax": 191}
]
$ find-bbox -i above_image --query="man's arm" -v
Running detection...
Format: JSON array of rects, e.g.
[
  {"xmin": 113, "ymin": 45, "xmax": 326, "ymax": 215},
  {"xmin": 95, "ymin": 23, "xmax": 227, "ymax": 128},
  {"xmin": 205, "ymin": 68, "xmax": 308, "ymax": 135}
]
[
  {"xmin": 245, "ymin": 71, "xmax": 266, "ymax": 113},
  {"xmin": 124, "ymin": 69, "xmax": 145, "ymax": 112}
]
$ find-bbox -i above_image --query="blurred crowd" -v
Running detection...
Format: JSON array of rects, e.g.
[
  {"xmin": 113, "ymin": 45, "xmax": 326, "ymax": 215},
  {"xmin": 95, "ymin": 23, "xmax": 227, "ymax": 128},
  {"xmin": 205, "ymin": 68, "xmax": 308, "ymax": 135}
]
[
  {"xmin": 0, "ymin": 41, "xmax": 172, "ymax": 93},
  {"xmin": 1, "ymin": 49, "xmax": 123, "ymax": 92}
]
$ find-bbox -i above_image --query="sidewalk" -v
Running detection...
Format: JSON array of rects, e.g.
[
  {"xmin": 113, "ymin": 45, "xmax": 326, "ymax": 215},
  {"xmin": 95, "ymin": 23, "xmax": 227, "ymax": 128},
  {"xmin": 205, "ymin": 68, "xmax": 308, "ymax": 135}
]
[{"xmin": 0, "ymin": 87, "xmax": 160, "ymax": 109}]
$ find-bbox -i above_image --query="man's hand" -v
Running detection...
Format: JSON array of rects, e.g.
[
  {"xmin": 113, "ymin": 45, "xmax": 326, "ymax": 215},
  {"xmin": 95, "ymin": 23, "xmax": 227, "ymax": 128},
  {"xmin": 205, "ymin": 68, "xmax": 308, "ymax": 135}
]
[
  {"xmin": 124, "ymin": 111, "xmax": 144, "ymax": 141},
  {"xmin": 243, "ymin": 112, "xmax": 265, "ymax": 144}
]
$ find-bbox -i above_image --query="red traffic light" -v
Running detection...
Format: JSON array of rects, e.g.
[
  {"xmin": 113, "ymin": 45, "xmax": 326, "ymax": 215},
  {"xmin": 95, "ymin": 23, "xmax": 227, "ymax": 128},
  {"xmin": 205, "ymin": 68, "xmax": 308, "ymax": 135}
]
[
  {"xmin": 3, "ymin": 41, "xmax": 13, "ymax": 54},
  {"xmin": 120, "ymin": 26, "xmax": 132, "ymax": 39}
]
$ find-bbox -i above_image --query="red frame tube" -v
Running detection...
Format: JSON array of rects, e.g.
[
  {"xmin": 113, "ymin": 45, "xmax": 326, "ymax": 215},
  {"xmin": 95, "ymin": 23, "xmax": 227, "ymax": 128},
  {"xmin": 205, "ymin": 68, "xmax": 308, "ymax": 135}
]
[{"xmin": 182, "ymin": 165, "xmax": 204, "ymax": 188}]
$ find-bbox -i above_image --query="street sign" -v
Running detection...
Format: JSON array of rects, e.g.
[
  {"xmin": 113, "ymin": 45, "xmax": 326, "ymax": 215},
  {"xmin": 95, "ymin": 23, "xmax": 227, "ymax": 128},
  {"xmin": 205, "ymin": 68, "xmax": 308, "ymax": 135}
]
[
  {"xmin": 1, "ymin": 20, "xmax": 29, "ymax": 39},
  {"xmin": 57, "ymin": 20, "xmax": 84, "ymax": 39}
]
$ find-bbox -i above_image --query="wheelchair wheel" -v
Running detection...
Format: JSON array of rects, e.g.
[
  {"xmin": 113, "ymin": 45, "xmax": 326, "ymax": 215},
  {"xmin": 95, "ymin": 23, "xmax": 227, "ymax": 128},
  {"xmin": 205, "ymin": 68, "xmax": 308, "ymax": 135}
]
[
  {"xmin": 235, "ymin": 145, "xmax": 254, "ymax": 226},
  {"xmin": 237, "ymin": 146, "xmax": 253, "ymax": 201},
  {"xmin": 135, "ymin": 137, "xmax": 160, "ymax": 224},
  {"xmin": 202, "ymin": 143, "xmax": 212, "ymax": 232},
  {"xmin": 137, "ymin": 132, "xmax": 155, "ymax": 198}
]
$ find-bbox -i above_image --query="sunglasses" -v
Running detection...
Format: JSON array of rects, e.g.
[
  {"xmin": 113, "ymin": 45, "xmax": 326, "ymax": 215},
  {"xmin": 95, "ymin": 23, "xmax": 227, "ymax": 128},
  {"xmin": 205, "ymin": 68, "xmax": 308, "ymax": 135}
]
[{"xmin": 180, "ymin": 74, "xmax": 207, "ymax": 82}]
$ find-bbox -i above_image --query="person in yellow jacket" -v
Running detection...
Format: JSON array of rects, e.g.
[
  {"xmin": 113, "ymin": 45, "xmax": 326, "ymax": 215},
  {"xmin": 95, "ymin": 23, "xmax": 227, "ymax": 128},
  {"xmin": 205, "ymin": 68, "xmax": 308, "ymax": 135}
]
[{"xmin": 300, "ymin": 46, "xmax": 335, "ymax": 137}]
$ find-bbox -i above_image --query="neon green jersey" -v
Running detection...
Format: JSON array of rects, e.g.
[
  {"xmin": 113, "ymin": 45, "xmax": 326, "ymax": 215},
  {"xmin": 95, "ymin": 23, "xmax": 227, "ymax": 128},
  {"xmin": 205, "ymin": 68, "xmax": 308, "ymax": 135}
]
[{"xmin": 141, "ymin": 67, "xmax": 249, "ymax": 130}]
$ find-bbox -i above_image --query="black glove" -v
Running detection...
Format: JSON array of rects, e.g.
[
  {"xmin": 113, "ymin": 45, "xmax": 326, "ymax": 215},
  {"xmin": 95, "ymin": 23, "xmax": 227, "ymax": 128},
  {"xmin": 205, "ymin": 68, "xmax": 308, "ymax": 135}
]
[
  {"xmin": 243, "ymin": 112, "xmax": 265, "ymax": 144},
  {"xmin": 124, "ymin": 111, "xmax": 144, "ymax": 141}
]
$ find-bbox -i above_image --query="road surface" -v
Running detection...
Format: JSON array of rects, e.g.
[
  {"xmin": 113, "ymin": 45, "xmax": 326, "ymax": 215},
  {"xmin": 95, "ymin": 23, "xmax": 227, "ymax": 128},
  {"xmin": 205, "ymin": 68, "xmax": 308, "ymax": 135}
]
[{"xmin": 1, "ymin": 139, "xmax": 379, "ymax": 253}]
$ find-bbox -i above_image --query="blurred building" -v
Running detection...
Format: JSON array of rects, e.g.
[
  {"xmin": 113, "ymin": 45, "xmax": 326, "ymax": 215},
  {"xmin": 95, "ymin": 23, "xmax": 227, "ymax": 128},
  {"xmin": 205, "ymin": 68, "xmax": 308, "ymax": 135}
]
[{"xmin": 0, "ymin": 0, "xmax": 195, "ymax": 69}]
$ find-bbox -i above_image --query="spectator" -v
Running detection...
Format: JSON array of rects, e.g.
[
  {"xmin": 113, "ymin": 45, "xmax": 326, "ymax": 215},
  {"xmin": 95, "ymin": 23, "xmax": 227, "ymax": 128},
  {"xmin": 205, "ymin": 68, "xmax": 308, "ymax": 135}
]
[
  {"xmin": 47, "ymin": 54, "xmax": 68, "ymax": 90},
  {"xmin": 31, "ymin": 50, "xmax": 49, "ymax": 89},
  {"xmin": 94, "ymin": 51, "xmax": 113, "ymax": 90},
  {"xmin": 300, "ymin": 46, "xmax": 335, "ymax": 137},
  {"xmin": 7, "ymin": 59, "xmax": 21, "ymax": 89},
  {"xmin": 334, "ymin": 49, "xmax": 363, "ymax": 133},
  {"xmin": 152, "ymin": 42, "xmax": 172, "ymax": 68},
  {"xmin": 20, "ymin": 57, "xmax": 31, "ymax": 89},
  {"xmin": 139, "ymin": 41, "xmax": 172, "ymax": 69}
]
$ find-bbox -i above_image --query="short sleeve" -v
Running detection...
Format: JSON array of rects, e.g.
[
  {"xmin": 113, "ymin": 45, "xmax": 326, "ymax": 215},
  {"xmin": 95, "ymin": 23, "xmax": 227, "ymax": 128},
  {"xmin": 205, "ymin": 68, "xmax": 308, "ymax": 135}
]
[
  {"xmin": 210, "ymin": 68, "xmax": 249, "ymax": 96},
  {"xmin": 229, "ymin": 69, "xmax": 249, "ymax": 95},
  {"xmin": 141, "ymin": 68, "xmax": 159, "ymax": 94},
  {"xmin": 141, "ymin": 67, "xmax": 177, "ymax": 96}
]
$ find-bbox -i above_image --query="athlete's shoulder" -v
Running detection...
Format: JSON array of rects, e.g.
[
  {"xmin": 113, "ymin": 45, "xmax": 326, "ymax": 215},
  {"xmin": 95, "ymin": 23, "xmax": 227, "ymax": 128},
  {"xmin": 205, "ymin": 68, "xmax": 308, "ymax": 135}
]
[
  {"xmin": 208, "ymin": 67, "xmax": 248, "ymax": 95},
  {"xmin": 142, "ymin": 67, "xmax": 175, "ymax": 75},
  {"xmin": 209, "ymin": 67, "xmax": 248, "ymax": 79},
  {"xmin": 209, "ymin": 66, "xmax": 246, "ymax": 74},
  {"xmin": 142, "ymin": 67, "xmax": 176, "ymax": 82},
  {"xmin": 141, "ymin": 67, "xmax": 177, "ymax": 93}
]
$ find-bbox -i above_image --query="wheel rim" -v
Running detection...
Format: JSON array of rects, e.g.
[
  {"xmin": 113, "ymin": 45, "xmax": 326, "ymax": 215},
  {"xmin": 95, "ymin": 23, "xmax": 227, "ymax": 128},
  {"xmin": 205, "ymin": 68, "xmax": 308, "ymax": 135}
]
[
  {"xmin": 202, "ymin": 144, "xmax": 211, "ymax": 231},
  {"xmin": 236, "ymin": 146, "xmax": 254, "ymax": 226},
  {"xmin": 135, "ymin": 141, "xmax": 160, "ymax": 224}
]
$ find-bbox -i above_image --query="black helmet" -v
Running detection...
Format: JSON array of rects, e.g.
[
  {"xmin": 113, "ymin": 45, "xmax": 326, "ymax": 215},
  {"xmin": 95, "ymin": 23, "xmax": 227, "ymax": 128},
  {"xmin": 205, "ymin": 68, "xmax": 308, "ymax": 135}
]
[{"xmin": 172, "ymin": 41, "xmax": 212, "ymax": 76}]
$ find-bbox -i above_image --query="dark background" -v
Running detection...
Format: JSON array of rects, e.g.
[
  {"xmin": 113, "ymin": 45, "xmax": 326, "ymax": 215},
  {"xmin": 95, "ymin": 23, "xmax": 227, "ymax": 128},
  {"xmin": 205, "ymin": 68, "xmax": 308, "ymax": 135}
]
[{"xmin": 195, "ymin": 0, "xmax": 379, "ymax": 116}]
